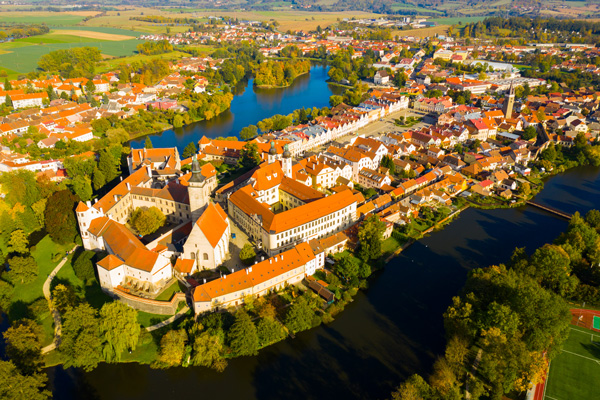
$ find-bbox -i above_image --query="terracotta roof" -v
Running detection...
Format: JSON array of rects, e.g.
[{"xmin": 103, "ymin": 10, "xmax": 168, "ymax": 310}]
[
  {"xmin": 175, "ymin": 258, "xmax": 195, "ymax": 274},
  {"xmin": 76, "ymin": 202, "xmax": 89, "ymax": 212},
  {"xmin": 97, "ymin": 254, "xmax": 124, "ymax": 271},
  {"xmin": 94, "ymin": 167, "xmax": 150, "ymax": 213},
  {"xmin": 196, "ymin": 203, "xmax": 228, "ymax": 248},
  {"xmin": 192, "ymin": 244, "xmax": 315, "ymax": 302}
]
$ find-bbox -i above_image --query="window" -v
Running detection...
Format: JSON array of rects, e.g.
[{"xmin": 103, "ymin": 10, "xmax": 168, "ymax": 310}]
[{"xmin": 203, "ymin": 253, "xmax": 209, "ymax": 260}]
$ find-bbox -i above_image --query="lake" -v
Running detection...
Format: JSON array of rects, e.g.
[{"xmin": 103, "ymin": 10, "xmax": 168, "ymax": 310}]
[
  {"xmin": 48, "ymin": 166, "xmax": 600, "ymax": 399},
  {"xmin": 128, "ymin": 64, "xmax": 344, "ymax": 153}
]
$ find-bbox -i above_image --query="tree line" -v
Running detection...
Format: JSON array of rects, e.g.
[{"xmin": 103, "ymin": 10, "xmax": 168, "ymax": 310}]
[
  {"xmin": 137, "ymin": 40, "xmax": 174, "ymax": 56},
  {"xmin": 0, "ymin": 23, "xmax": 49, "ymax": 40}
]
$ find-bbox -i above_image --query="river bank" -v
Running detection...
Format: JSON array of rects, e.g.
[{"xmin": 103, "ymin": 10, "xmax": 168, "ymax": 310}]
[{"xmin": 254, "ymin": 70, "xmax": 310, "ymax": 89}]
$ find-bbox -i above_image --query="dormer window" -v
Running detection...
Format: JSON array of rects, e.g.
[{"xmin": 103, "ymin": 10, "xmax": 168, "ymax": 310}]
[{"xmin": 267, "ymin": 176, "xmax": 271, "ymax": 181}]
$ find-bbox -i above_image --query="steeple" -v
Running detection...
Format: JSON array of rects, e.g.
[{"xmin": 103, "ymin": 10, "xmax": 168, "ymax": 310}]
[
  {"xmin": 282, "ymin": 144, "xmax": 292, "ymax": 178},
  {"xmin": 268, "ymin": 141, "xmax": 277, "ymax": 164},
  {"xmin": 188, "ymin": 154, "xmax": 205, "ymax": 183},
  {"xmin": 502, "ymin": 80, "xmax": 515, "ymax": 118}
]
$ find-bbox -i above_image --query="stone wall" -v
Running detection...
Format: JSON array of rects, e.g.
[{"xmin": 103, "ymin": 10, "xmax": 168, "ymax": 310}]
[{"xmin": 109, "ymin": 288, "xmax": 186, "ymax": 315}]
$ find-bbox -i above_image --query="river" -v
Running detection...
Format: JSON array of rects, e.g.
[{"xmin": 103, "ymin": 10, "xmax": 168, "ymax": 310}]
[
  {"xmin": 128, "ymin": 64, "xmax": 343, "ymax": 152},
  {"xmin": 47, "ymin": 165, "xmax": 600, "ymax": 399}
]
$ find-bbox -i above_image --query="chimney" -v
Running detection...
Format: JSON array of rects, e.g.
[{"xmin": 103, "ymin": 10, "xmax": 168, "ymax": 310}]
[
  {"xmin": 269, "ymin": 259, "xmax": 272, "ymax": 264},
  {"xmin": 203, "ymin": 278, "xmax": 206, "ymax": 284},
  {"xmin": 281, "ymin": 254, "xmax": 284, "ymax": 260},
  {"xmin": 99, "ymin": 207, "xmax": 103, "ymax": 214},
  {"xmin": 246, "ymin": 268, "xmax": 249, "ymax": 275},
  {"xmin": 249, "ymin": 267, "xmax": 252, "ymax": 273},
  {"xmin": 223, "ymin": 274, "xmax": 227, "ymax": 279},
  {"xmin": 113, "ymin": 194, "xmax": 118, "ymax": 202},
  {"xmin": 146, "ymin": 165, "xmax": 151, "ymax": 176},
  {"xmin": 274, "ymin": 256, "xmax": 278, "ymax": 262},
  {"xmin": 126, "ymin": 182, "xmax": 131, "ymax": 191},
  {"xmin": 94, "ymin": 198, "xmax": 98, "ymax": 203},
  {"xmin": 86, "ymin": 200, "xmax": 91, "ymax": 207}
]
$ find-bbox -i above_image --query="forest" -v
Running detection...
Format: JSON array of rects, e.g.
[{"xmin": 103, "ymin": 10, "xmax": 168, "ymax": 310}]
[
  {"xmin": 37, "ymin": 47, "xmax": 102, "ymax": 79},
  {"xmin": 0, "ymin": 23, "xmax": 49, "ymax": 40},
  {"xmin": 137, "ymin": 40, "xmax": 174, "ymax": 56}
]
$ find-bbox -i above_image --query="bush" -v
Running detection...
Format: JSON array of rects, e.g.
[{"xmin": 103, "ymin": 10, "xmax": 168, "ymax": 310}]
[
  {"xmin": 72, "ymin": 250, "xmax": 97, "ymax": 285},
  {"xmin": 239, "ymin": 243, "xmax": 256, "ymax": 265}
]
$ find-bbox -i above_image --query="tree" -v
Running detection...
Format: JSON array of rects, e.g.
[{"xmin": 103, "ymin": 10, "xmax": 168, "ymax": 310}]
[
  {"xmin": 0, "ymin": 280, "xmax": 14, "ymax": 312},
  {"xmin": 239, "ymin": 243, "xmax": 256, "ymax": 265},
  {"xmin": 144, "ymin": 137, "xmax": 153, "ymax": 149},
  {"xmin": 44, "ymin": 190, "xmax": 79, "ymax": 245},
  {"xmin": 391, "ymin": 374, "xmax": 432, "ymax": 400},
  {"xmin": 70, "ymin": 175, "xmax": 93, "ymax": 202},
  {"xmin": 99, "ymin": 301, "xmax": 141, "ymax": 362},
  {"xmin": 256, "ymin": 317, "xmax": 285, "ymax": 347},
  {"xmin": 130, "ymin": 206, "xmax": 166, "ymax": 236},
  {"xmin": 329, "ymin": 94, "xmax": 344, "ymax": 107},
  {"xmin": 228, "ymin": 309, "xmax": 259, "ymax": 356},
  {"xmin": 72, "ymin": 250, "xmax": 96, "ymax": 285},
  {"xmin": 182, "ymin": 142, "xmax": 197, "ymax": 159},
  {"xmin": 381, "ymin": 155, "xmax": 396, "ymax": 175},
  {"xmin": 51, "ymin": 284, "xmax": 78, "ymax": 315},
  {"xmin": 522, "ymin": 126, "xmax": 537, "ymax": 141},
  {"xmin": 85, "ymin": 79, "xmax": 95, "ymax": 93},
  {"xmin": 173, "ymin": 114, "xmax": 184, "ymax": 128},
  {"xmin": 284, "ymin": 296, "xmax": 314, "ymax": 334},
  {"xmin": 3, "ymin": 320, "xmax": 44, "ymax": 375},
  {"xmin": 157, "ymin": 329, "xmax": 187, "ymax": 367},
  {"xmin": 0, "ymin": 360, "xmax": 50, "ymax": 400},
  {"xmin": 240, "ymin": 124, "xmax": 258, "ymax": 140},
  {"xmin": 334, "ymin": 253, "xmax": 360, "ymax": 283},
  {"xmin": 191, "ymin": 331, "xmax": 226, "ymax": 370},
  {"xmin": 98, "ymin": 149, "xmax": 119, "ymax": 183},
  {"xmin": 8, "ymin": 229, "xmax": 29, "ymax": 254},
  {"xmin": 238, "ymin": 142, "xmax": 261, "ymax": 170},
  {"xmin": 358, "ymin": 214, "xmax": 386, "ymax": 261},
  {"xmin": 7, "ymin": 255, "xmax": 38, "ymax": 284},
  {"xmin": 92, "ymin": 166, "xmax": 106, "ymax": 191},
  {"xmin": 519, "ymin": 182, "xmax": 531, "ymax": 197},
  {"xmin": 60, "ymin": 304, "xmax": 103, "ymax": 371}
]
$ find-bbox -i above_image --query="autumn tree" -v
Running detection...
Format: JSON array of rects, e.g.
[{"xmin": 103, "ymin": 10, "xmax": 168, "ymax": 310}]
[
  {"xmin": 0, "ymin": 360, "xmax": 50, "ymax": 400},
  {"xmin": 130, "ymin": 206, "xmax": 166, "ymax": 236},
  {"xmin": 8, "ymin": 229, "xmax": 29, "ymax": 254},
  {"xmin": 60, "ymin": 304, "xmax": 103, "ymax": 371},
  {"xmin": 51, "ymin": 284, "xmax": 78, "ymax": 315},
  {"xmin": 3, "ymin": 319, "xmax": 44, "ymax": 375},
  {"xmin": 239, "ymin": 124, "xmax": 258, "ymax": 140},
  {"xmin": 157, "ymin": 329, "xmax": 187, "ymax": 367},
  {"xmin": 99, "ymin": 301, "xmax": 141, "ymax": 362},
  {"xmin": 191, "ymin": 331, "xmax": 227, "ymax": 371},
  {"xmin": 7, "ymin": 255, "xmax": 38, "ymax": 284},
  {"xmin": 256, "ymin": 317, "xmax": 285, "ymax": 347}
]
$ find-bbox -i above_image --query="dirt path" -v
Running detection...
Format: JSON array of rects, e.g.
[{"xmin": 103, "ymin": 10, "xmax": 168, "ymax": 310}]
[{"xmin": 41, "ymin": 245, "xmax": 79, "ymax": 355}]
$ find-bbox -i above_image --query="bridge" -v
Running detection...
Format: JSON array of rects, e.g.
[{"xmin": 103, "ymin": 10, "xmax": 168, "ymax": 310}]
[{"xmin": 526, "ymin": 201, "xmax": 572, "ymax": 220}]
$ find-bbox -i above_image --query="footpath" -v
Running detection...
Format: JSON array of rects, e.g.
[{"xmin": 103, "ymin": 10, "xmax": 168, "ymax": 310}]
[{"xmin": 41, "ymin": 245, "xmax": 79, "ymax": 355}]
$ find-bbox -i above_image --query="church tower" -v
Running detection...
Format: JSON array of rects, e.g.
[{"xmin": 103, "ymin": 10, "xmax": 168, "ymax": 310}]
[
  {"xmin": 268, "ymin": 141, "xmax": 278, "ymax": 164},
  {"xmin": 282, "ymin": 144, "xmax": 292, "ymax": 178},
  {"xmin": 188, "ymin": 154, "xmax": 208, "ymax": 221},
  {"xmin": 502, "ymin": 81, "xmax": 515, "ymax": 118}
]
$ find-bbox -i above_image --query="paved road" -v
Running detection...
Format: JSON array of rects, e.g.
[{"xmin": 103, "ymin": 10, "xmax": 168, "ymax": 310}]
[
  {"xmin": 41, "ymin": 245, "xmax": 79, "ymax": 355},
  {"xmin": 146, "ymin": 306, "xmax": 190, "ymax": 332}
]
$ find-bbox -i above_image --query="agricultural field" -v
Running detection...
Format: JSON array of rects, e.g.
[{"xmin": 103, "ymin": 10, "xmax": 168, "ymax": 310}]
[
  {"xmin": 393, "ymin": 25, "xmax": 449, "ymax": 38},
  {"xmin": 0, "ymin": 38, "xmax": 143, "ymax": 75},
  {"xmin": 0, "ymin": 12, "xmax": 89, "ymax": 26}
]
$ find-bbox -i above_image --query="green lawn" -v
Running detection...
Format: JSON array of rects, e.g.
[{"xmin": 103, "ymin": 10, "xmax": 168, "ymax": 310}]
[
  {"xmin": 154, "ymin": 280, "xmax": 184, "ymax": 301},
  {"xmin": 381, "ymin": 235, "xmax": 405, "ymax": 256},
  {"xmin": 11, "ymin": 235, "xmax": 73, "ymax": 305},
  {"xmin": 137, "ymin": 310, "xmax": 172, "ymax": 327},
  {"xmin": 545, "ymin": 326, "xmax": 600, "ymax": 400}
]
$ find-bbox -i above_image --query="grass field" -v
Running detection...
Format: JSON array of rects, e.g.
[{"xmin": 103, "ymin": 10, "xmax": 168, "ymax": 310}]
[
  {"xmin": 545, "ymin": 326, "xmax": 600, "ymax": 400},
  {"xmin": 0, "ymin": 39, "xmax": 144, "ymax": 74},
  {"xmin": 96, "ymin": 50, "xmax": 190, "ymax": 73},
  {"xmin": 0, "ymin": 13, "xmax": 86, "ymax": 26}
]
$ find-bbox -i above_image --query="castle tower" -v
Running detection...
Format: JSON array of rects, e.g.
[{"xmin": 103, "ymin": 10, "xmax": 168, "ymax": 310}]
[
  {"xmin": 268, "ymin": 141, "xmax": 277, "ymax": 164},
  {"xmin": 188, "ymin": 154, "xmax": 208, "ymax": 221},
  {"xmin": 282, "ymin": 144, "xmax": 292, "ymax": 178},
  {"xmin": 502, "ymin": 80, "xmax": 515, "ymax": 118}
]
